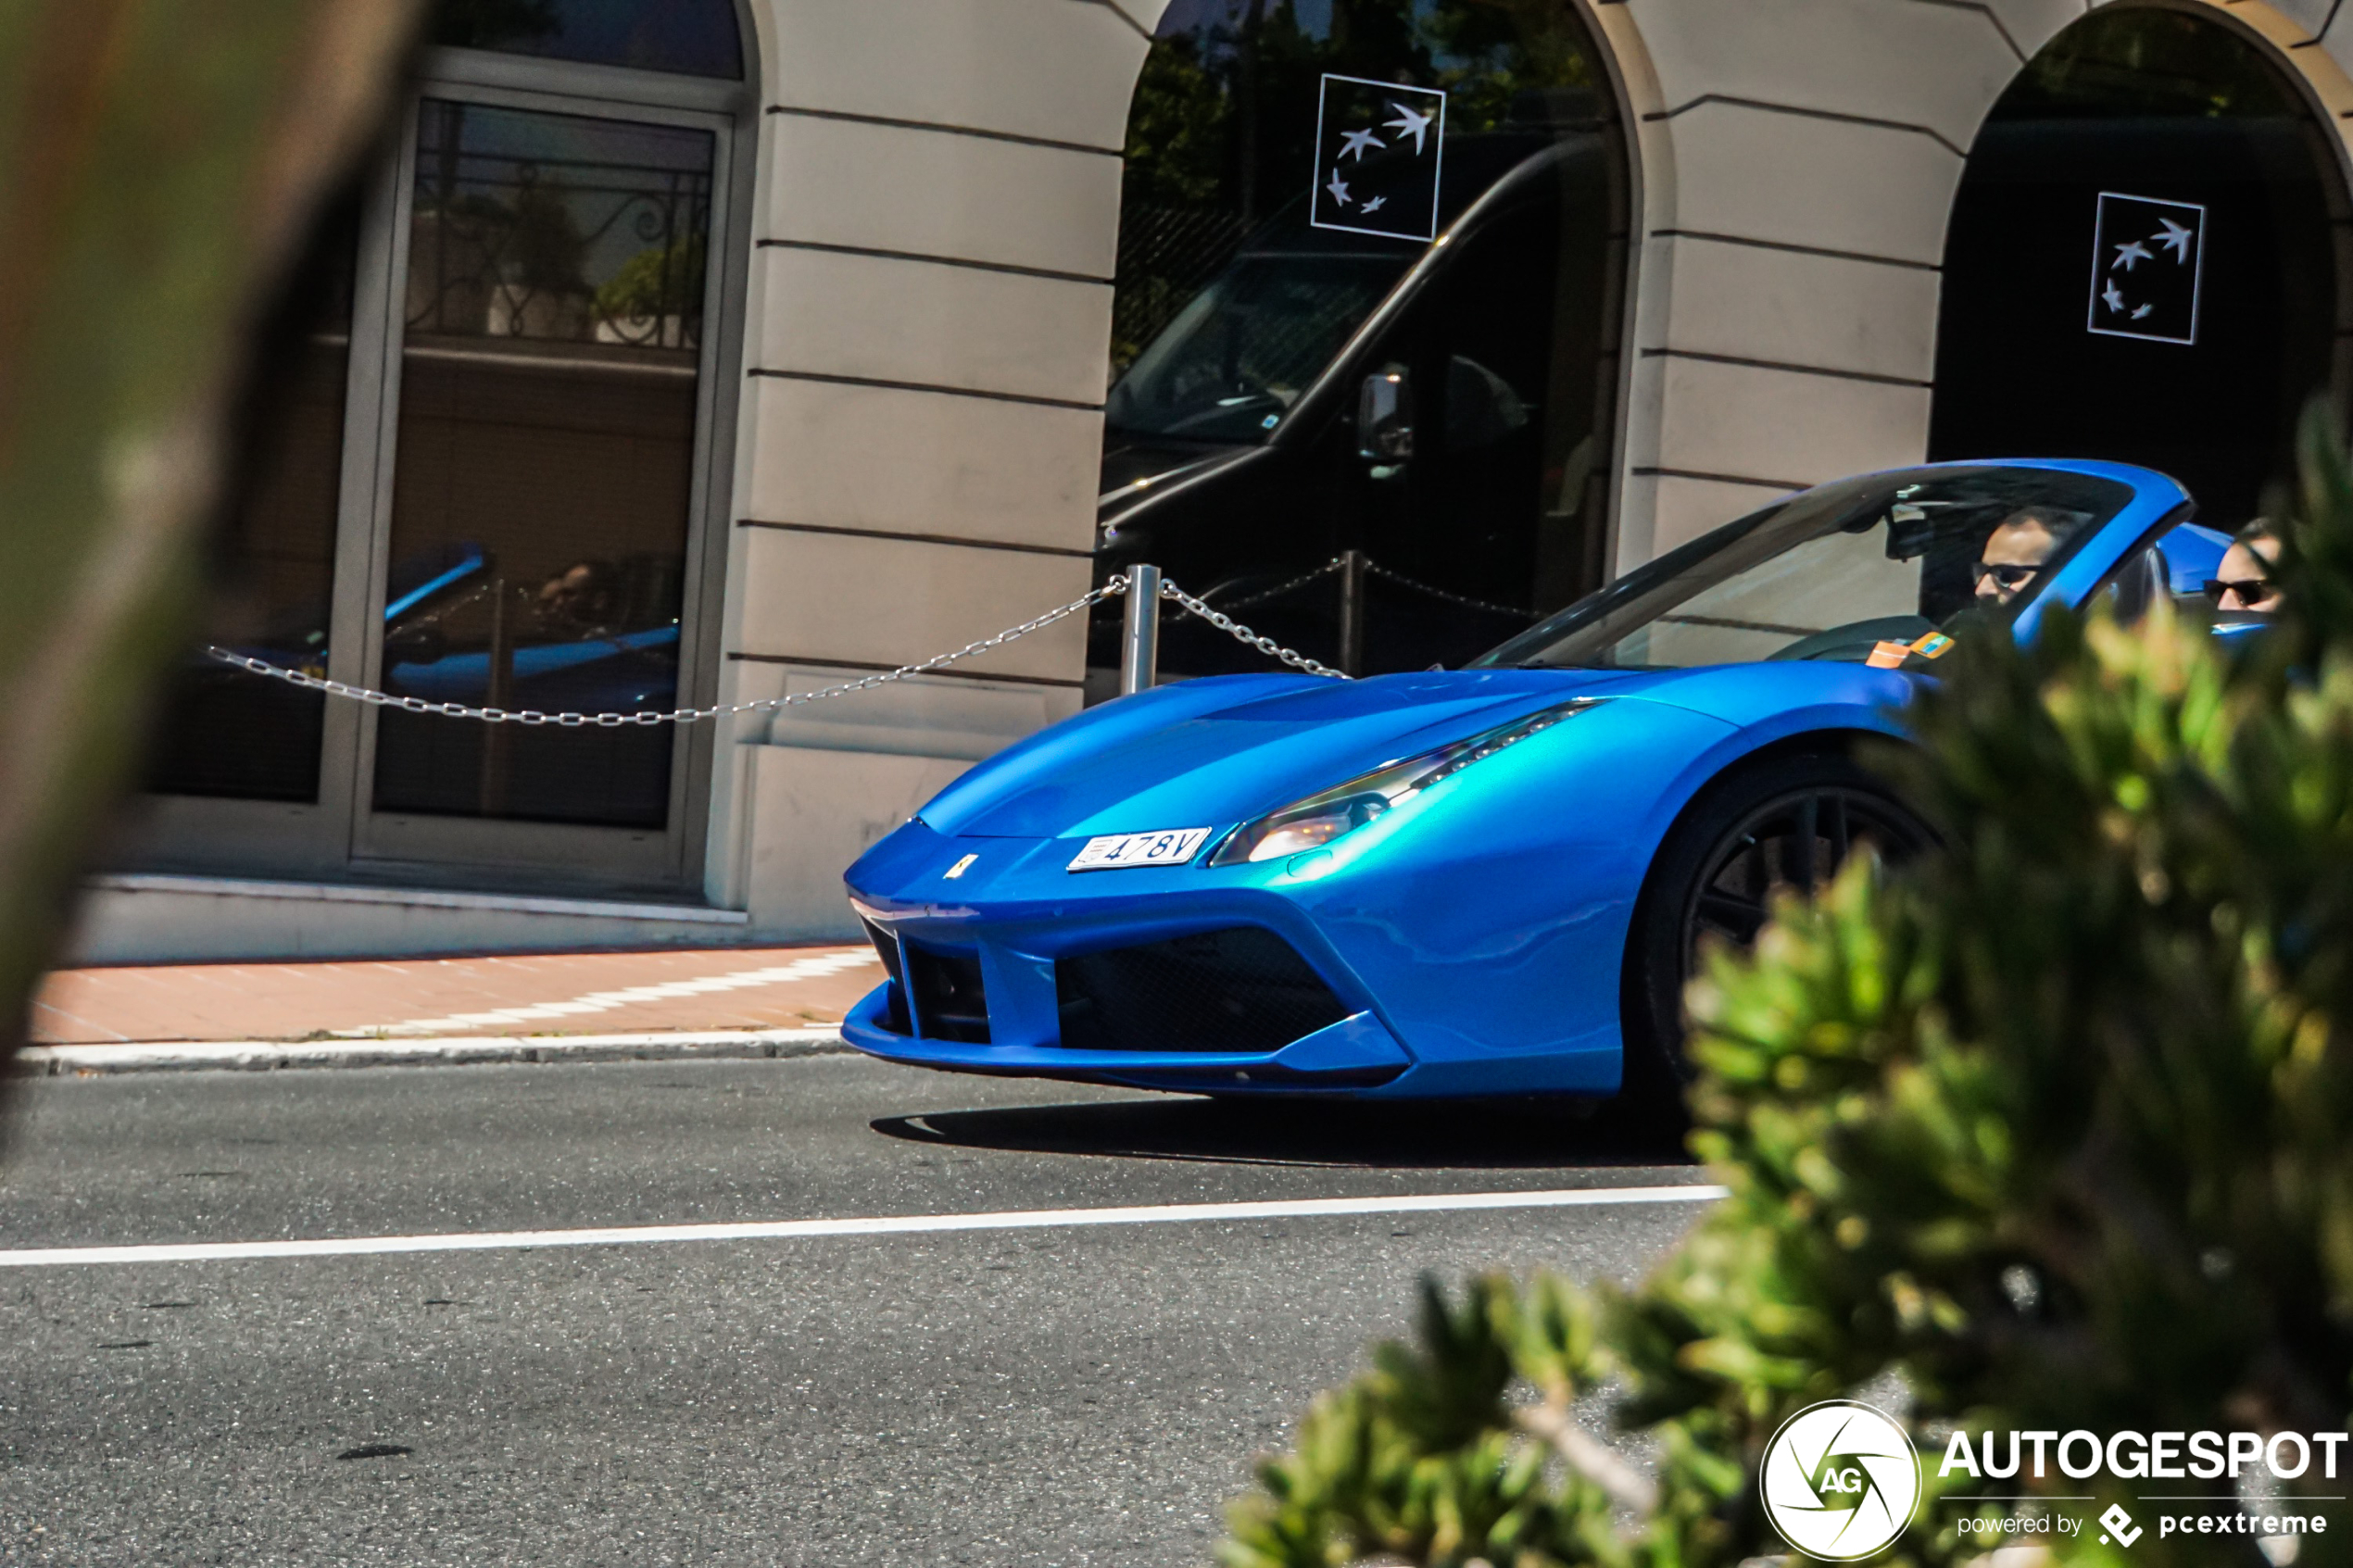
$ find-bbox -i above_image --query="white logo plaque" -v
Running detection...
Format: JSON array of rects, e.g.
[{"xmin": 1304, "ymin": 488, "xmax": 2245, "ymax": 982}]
[
  {"xmin": 1310, "ymin": 74, "xmax": 1447, "ymax": 243},
  {"xmin": 2087, "ymin": 191, "xmax": 2207, "ymax": 346}
]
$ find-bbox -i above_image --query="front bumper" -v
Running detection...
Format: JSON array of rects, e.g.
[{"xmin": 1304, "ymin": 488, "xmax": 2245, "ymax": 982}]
[
  {"xmin": 838, "ymin": 814, "xmax": 1631, "ymax": 1098},
  {"xmin": 844, "ymin": 870, "xmax": 1416, "ymax": 1092}
]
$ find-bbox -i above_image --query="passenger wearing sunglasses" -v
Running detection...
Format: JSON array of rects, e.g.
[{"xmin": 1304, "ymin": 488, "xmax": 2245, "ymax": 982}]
[
  {"xmin": 1971, "ymin": 507, "xmax": 2067, "ymax": 606},
  {"xmin": 2205, "ymin": 521, "xmax": 2281, "ymax": 613}
]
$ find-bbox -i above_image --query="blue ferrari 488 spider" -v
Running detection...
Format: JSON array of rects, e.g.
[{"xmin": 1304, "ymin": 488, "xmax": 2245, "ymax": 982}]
[{"xmin": 842, "ymin": 459, "xmax": 2232, "ymax": 1102}]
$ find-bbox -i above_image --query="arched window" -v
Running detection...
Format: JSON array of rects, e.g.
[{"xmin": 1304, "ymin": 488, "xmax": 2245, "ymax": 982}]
[
  {"xmin": 1931, "ymin": 7, "xmax": 2349, "ymax": 526},
  {"xmin": 433, "ymin": 0, "xmax": 745, "ymax": 79},
  {"xmin": 1096, "ymin": 0, "xmax": 1631, "ymax": 680},
  {"xmin": 136, "ymin": 0, "xmax": 753, "ymax": 890}
]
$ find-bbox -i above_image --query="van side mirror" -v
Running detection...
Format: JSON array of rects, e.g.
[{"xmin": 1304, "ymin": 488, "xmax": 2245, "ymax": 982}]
[{"xmin": 1355, "ymin": 366, "xmax": 1414, "ymax": 462}]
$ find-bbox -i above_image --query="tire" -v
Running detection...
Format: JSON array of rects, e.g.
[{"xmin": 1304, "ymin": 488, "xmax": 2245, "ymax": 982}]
[{"xmin": 1619, "ymin": 749, "xmax": 1932, "ymax": 1114}]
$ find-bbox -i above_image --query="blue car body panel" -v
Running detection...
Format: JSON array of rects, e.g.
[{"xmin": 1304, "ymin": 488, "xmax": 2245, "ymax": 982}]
[
  {"xmin": 2158, "ymin": 522, "xmax": 2231, "ymax": 593},
  {"xmin": 844, "ymin": 458, "xmax": 2199, "ymax": 1097},
  {"xmin": 225, "ymin": 545, "xmax": 686, "ymax": 719},
  {"xmin": 388, "ymin": 626, "xmax": 679, "ymax": 703}
]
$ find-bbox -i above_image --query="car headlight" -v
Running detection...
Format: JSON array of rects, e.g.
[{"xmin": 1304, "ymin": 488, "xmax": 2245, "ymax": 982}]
[{"xmin": 1207, "ymin": 697, "xmax": 1604, "ymax": 866}]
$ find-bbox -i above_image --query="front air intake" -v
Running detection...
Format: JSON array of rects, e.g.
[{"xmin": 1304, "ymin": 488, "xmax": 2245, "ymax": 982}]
[
  {"xmin": 1054, "ymin": 928, "xmax": 1349, "ymax": 1053},
  {"xmin": 905, "ymin": 944, "xmax": 991, "ymax": 1043},
  {"xmin": 860, "ymin": 918, "xmax": 911, "ymax": 1035}
]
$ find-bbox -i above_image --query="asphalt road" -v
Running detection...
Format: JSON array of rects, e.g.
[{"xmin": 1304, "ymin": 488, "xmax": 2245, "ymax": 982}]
[{"xmin": 0, "ymin": 1055, "xmax": 1711, "ymax": 1566}]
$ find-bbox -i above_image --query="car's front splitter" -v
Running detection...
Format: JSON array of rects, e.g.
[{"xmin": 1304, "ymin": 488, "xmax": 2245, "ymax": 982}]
[
  {"xmin": 838, "ymin": 982, "xmax": 1622, "ymax": 1098},
  {"xmin": 839, "ymin": 983, "xmax": 1414, "ymax": 1094}
]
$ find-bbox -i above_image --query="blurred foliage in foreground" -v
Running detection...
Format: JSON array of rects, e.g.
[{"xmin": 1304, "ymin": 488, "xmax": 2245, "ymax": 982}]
[
  {"xmin": 1219, "ymin": 408, "xmax": 2353, "ymax": 1568},
  {"xmin": 0, "ymin": 2, "xmax": 421, "ymax": 1071}
]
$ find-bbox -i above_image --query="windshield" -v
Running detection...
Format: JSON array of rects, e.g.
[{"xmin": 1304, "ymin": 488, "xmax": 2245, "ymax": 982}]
[
  {"xmin": 1103, "ymin": 211, "xmax": 1415, "ymax": 444},
  {"xmin": 1474, "ymin": 466, "xmax": 2139, "ymax": 671}
]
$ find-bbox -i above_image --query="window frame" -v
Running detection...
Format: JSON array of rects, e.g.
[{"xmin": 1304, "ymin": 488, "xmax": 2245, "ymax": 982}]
[{"xmin": 123, "ymin": 40, "xmax": 757, "ymax": 895}]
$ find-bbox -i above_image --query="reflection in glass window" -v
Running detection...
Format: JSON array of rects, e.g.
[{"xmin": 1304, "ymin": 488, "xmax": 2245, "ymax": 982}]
[
  {"xmin": 432, "ymin": 0, "xmax": 744, "ymax": 80},
  {"xmin": 374, "ymin": 102, "xmax": 714, "ymax": 829},
  {"xmin": 145, "ymin": 198, "xmax": 360, "ymax": 803},
  {"xmin": 1107, "ymin": 238, "xmax": 1410, "ymax": 443},
  {"xmin": 1999, "ymin": 11, "xmax": 2301, "ymax": 119},
  {"xmin": 405, "ymin": 103, "xmax": 711, "ymax": 353},
  {"xmin": 1099, "ymin": 0, "xmax": 1628, "ymax": 682},
  {"xmin": 1113, "ymin": 0, "xmax": 1606, "ymax": 393}
]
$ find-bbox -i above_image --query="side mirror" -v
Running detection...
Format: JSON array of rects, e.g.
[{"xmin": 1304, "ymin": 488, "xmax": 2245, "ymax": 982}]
[{"xmin": 1355, "ymin": 366, "xmax": 1414, "ymax": 462}]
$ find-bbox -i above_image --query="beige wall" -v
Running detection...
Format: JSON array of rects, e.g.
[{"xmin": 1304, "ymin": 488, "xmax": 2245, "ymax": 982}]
[
  {"xmin": 711, "ymin": 0, "xmax": 2353, "ymax": 941},
  {"xmin": 712, "ymin": 0, "xmax": 1166, "ymax": 935}
]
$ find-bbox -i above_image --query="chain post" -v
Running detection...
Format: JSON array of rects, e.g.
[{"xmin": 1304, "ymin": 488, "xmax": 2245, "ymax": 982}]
[
  {"xmin": 1121, "ymin": 562, "xmax": 1162, "ymax": 696},
  {"xmin": 1338, "ymin": 549, "xmax": 1367, "ymax": 677}
]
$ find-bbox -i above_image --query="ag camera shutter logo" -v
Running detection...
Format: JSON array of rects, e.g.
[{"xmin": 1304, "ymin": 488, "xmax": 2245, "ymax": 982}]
[{"xmin": 1762, "ymin": 1400, "xmax": 1923, "ymax": 1561}]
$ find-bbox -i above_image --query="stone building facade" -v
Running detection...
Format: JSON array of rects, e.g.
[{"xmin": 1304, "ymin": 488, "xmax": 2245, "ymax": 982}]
[{"xmin": 81, "ymin": 0, "xmax": 2353, "ymax": 960}]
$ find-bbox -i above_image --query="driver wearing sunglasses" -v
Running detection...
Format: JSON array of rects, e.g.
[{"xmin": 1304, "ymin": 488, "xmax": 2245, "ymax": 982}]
[
  {"xmin": 2204, "ymin": 521, "xmax": 2282, "ymax": 613},
  {"xmin": 1971, "ymin": 507, "xmax": 2067, "ymax": 606}
]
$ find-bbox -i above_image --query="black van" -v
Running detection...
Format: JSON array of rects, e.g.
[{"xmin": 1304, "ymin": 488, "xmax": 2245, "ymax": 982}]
[{"xmin": 1089, "ymin": 104, "xmax": 1626, "ymax": 686}]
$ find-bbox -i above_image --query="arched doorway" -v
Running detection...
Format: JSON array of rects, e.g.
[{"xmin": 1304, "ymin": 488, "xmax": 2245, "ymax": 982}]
[
  {"xmin": 134, "ymin": 0, "xmax": 756, "ymax": 891},
  {"xmin": 1929, "ymin": 6, "xmax": 2350, "ymax": 527},
  {"xmin": 1095, "ymin": 0, "xmax": 1632, "ymax": 681}
]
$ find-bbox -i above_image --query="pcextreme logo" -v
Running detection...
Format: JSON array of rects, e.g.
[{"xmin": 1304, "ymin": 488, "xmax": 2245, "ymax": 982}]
[{"xmin": 1762, "ymin": 1400, "xmax": 1924, "ymax": 1561}]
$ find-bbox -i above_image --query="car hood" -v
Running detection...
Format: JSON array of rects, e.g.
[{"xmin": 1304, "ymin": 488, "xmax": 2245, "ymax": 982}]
[{"xmin": 921, "ymin": 667, "xmax": 1667, "ymax": 839}]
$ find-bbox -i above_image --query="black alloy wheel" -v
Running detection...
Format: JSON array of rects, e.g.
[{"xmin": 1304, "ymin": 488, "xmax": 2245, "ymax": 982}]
[{"xmin": 1621, "ymin": 750, "xmax": 1933, "ymax": 1112}]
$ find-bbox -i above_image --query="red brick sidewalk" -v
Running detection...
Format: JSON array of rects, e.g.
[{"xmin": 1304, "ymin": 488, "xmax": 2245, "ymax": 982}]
[{"xmin": 30, "ymin": 945, "xmax": 882, "ymax": 1046}]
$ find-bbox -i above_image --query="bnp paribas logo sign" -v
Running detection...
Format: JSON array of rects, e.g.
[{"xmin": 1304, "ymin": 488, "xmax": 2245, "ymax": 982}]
[{"xmin": 1762, "ymin": 1400, "xmax": 1924, "ymax": 1561}]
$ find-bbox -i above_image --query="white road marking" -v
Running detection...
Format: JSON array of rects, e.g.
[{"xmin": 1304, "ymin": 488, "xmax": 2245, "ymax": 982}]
[
  {"xmin": 18, "ymin": 1026, "xmax": 848, "ymax": 1076},
  {"xmin": 347, "ymin": 950, "xmax": 879, "ymax": 1037},
  {"xmin": 0, "ymin": 1185, "xmax": 1725, "ymax": 1269}
]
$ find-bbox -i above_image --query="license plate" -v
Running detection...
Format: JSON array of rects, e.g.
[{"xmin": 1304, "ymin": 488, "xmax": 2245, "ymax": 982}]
[{"xmin": 1067, "ymin": 827, "xmax": 1213, "ymax": 872}]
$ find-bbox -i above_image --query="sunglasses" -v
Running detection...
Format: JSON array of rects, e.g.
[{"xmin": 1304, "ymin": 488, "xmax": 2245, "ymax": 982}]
[
  {"xmin": 2202, "ymin": 578, "xmax": 2279, "ymax": 608},
  {"xmin": 1970, "ymin": 561, "xmax": 2040, "ymax": 589}
]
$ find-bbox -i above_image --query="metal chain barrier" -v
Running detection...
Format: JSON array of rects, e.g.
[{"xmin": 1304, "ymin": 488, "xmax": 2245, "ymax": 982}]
[
  {"xmin": 204, "ymin": 579, "xmax": 1131, "ymax": 727},
  {"xmin": 202, "ymin": 567, "xmax": 1353, "ymax": 723},
  {"xmin": 1183, "ymin": 552, "xmax": 1540, "ymax": 623},
  {"xmin": 1215, "ymin": 557, "xmax": 1346, "ymax": 613},
  {"xmin": 1362, "ymin": 560, "xmax": 1540, "ymax": 621},
  {"xmin": 1155, "ymin": 579, "xmax": 1348, "ymax": 680}
]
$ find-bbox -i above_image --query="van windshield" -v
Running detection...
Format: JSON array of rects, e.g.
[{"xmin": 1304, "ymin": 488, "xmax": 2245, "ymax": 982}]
[{"xmin": 1103, "ymin": 203, "xmax": 1415, "ymax": 445}]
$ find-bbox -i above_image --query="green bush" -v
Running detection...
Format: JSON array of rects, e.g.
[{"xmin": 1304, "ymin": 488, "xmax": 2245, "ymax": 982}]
[{"xmin": 1217, "ymin": 411, "xmax": 2353, "ymax": 1568}]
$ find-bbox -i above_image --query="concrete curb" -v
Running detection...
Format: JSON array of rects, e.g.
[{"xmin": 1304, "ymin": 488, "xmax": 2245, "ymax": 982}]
[{"xmin": 14, "ymin": 1028, "xmax": 855, "ymax": 1077}]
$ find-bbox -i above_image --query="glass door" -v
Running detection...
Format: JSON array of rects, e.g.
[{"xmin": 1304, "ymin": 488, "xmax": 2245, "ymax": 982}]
[
  {"xmin": 121, "ymin": 2, "xmax": 749, "ymax": 895},
  {"xmin": 351, "ymin": 92, "xmax": 723, "ymax": 883},
  {"xmin": 125, "ymin": 189, "xmax": 387, "ymax": 878},
  {"xmin": 145, "ymin": 204, "xmax": 356, "ymax": 809},
  {"xmin": 125, "ymin": 63, "xmax": 740, "ymax": 894}
]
